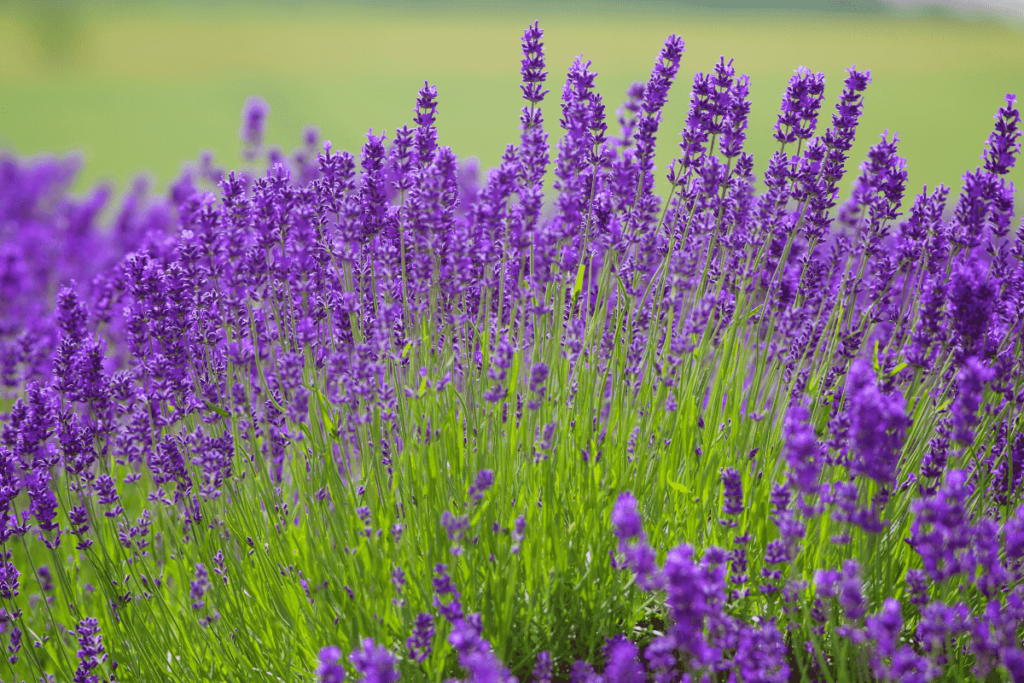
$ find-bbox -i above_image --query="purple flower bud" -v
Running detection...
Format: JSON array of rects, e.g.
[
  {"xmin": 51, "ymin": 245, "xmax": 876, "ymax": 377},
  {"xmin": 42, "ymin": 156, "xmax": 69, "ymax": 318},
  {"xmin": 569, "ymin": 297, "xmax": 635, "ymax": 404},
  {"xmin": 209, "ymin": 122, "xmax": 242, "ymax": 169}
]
[
  {"xmin": 865, "ymin": 598, "xmax": 902, "ymax": 659},
  {"xmin": 36, "ymin": 565, "xmax": 53, "ymax": 593},
  {"xmin": 838, "ymin": 560, "xmax": 866, "ymax": 622},
  {"xmin": 26, "ymin": 466, "xmax": 60, "ymax": 544},
  {"xmin": 350, "ymin": 638, "xmax": 400, "ymax": 683},
  {"xmin": 406, "ymin": 612, "xmax": 435, "ymax": 663},
  {"xmin": 190, "ymin": 563, "xmax": 211, "ymax": 611},
  {"xmin": 720, "ymin": 467, "xmax": 744, "ymax": 518},
  {"xmin": 910, "ymin": 469, "xmax": 976, "ymax": 583},
  {"xmin": 949, "ymin": 258, "xmax": 996, "ymax": 357},
  {"xmin": 529, "ymin": 362, "xmax": 549, "ymax": 395},
  {"xmin": 611, "ymin": 492, "xmax": 644, "ymax": 543},
  {"xmin": 917, "ymin": 601, "xmax": 970, "ymax": 654},
  {"xmin": 774, "ymin": 66, "xmax": 826, "ymax": 146},
  {"xmin": 845, "ymin": 360, "xmax": 910, "ymax": 486},
  {"xmin": 0, "ymin": 552, "xmax": 19, "ymax": 600},
  {"xmin": 240, "ymin": 96, "xmax": 270, "ymax": 157},
  {"xmin": 603, "ymin": 636, "xmax": 644, "ymax": 683},
  {"xmin": 982, "ymin": 93, "xmax": 1021, "ymax": 175},
  {"xmin": 533, "ymin": 651, "xmax": 553, "ymax": 683},
  {"xmin": 317, "ymin": 645, "xmax": 346, "ymax": 683},
  {"xmin": 662, "ymin": 544, "xmax": 710, "ymax": 658},
  {"xmin": 468, "ymin": 470, "xmax": 495, "ymax": 503},
  {"xmin": 511, "ymin": 515, "xmax": 526, "ymax": 554},
  {"xmin": 73, "ymin": 617, "xmax": 106, "ymax": 683},
  {"xmin": 905, "ymin": 569, "xmax": 930, "ymax": 606},
  {"xmin": 571, "ymin": 660, "xmax": 601, "ymax": 683},
  {"xmin": 413, "ymin": 82, "xmax": 439, "ymax": 167},
  {"xmin": 951, "ymin": 357, "xmax": 994, "ymax": 446},
  {"xmin": 783, "ymin": 402, "xmax": 822, "ymax": 494},
  {"xmin": 441, "ymin": 511, "xmax": 469, "ymax": 553}
]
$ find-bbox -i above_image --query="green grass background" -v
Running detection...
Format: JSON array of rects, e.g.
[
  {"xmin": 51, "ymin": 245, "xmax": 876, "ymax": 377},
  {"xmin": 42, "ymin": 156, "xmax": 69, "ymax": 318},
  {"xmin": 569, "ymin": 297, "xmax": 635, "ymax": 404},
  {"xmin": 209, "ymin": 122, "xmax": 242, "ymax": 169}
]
[{"xmin": 1, "ymin": 0, "xmax": 1023, "ymax": 201}]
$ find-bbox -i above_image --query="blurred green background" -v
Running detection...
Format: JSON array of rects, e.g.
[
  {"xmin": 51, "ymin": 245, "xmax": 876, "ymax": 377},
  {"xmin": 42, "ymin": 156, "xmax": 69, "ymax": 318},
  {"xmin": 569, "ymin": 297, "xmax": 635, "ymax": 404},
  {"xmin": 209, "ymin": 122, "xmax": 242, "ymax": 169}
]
[{"xmin": 1, "ymin": 0, "xmax": 1022, "ymax": 202}]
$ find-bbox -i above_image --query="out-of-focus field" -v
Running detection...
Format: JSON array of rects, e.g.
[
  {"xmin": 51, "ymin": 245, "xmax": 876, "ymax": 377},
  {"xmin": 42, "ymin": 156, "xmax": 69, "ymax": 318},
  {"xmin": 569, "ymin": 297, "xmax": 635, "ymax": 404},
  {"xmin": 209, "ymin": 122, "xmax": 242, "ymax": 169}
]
[{"xmin": 1, "ymin": 1, "xmax": 1022, "ymax": 200}]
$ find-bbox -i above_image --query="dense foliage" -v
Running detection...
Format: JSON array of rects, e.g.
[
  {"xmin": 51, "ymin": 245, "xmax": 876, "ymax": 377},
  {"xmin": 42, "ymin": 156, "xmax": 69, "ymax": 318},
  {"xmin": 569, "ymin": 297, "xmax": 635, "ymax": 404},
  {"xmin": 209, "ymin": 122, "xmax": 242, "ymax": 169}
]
[{"xmin": 0, "ymin": 19, "xmax": 1023, "ymax": 683}]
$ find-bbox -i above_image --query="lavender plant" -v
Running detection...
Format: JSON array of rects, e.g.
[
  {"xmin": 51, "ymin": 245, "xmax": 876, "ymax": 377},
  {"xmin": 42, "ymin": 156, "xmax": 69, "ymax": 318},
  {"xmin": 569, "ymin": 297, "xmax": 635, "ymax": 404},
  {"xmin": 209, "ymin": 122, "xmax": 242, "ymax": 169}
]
[{"xmin": 0, "ymin": 19, "xmax": 1023, "ymax": 683}]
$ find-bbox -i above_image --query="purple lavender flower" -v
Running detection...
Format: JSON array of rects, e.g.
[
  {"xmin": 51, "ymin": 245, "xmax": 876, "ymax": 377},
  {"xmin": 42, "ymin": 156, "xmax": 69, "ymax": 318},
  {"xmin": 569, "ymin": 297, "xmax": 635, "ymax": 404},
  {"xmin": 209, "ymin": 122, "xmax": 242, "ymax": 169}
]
[
  {"xmin": 358, "ymin": 129, "xmax": 391, "ymax": 242},
  {"xmin": 611, "ymin": 492, "xmax": 644, "ymax": 543},
  {"xmin": 1005, "ymin": 506, "xmax": 1024, "ymax": 561},
  {"xmin": 95, "ymin": 474, "xmax": 123, "ymax": 518},
  {"xmin": 803, "ymin": 65, "xmax": 872, "ymax": 241},
  {"xmin": 406, "ymin": 612, "xmax": 434, "ymax": 663},
  {"xmin": 662, "ymin": 544, "xmax": 710, "ymax": 660},
  {"xmin": 432, "ymin": 563, "xmax": 464, "ymax": 623},
  {"xmin": 783, "ymin": 402, "xmax": 822, "ymax": 494},
  {"xmin": 951, "ymin": 357, "xmax": 994, "ymax": 446},
  {"xmin": 837, "ymin": 559, "xmax": 866, "ymax": 623},
  {"xmin": 529, "ymin": 362, "xmax": 549, "ymax": 396},
  {"xmin": 917, "ymin": 601, "xmax": 970, "ymax": 654},
  {"xmin": 68, "ymin": 505, "xmax": 91, "ymax": 549},
  {"xmin": 610, "ymin": 492, "xmax": 662, "ymax": 587},
  {"xmin": 26, "ymin": 466, "xmax": 60, "ymax": 546},
  {"xmin": 413, "ymin": 81, "xmax": 439, "ymax": 168},
  {"xmin": 318, "ymin": 646, "xmax": 346, "ymax": 683},
  {"xmin": 905, "ymin": 569, "xmax": 930, "ymax": 607},
  {"xmin": 73, "ymin": 618, "xmax": 106, "ymax": 683},
  {"xmin": 511, "ymin": 515, "xmax": 526, "ymax": 554},
  {"xmin": 0, "ymin": 552, "xmax": 19, "ymax": 600},
  {"xmin": 459, "ymin": 647, "xmax": 510, "ymax": 683},
  {"xmin": 36, "ymin": 565, "xmax": 53, "ymax": 593},
  {"xmin": 468, "ymin": 470, "xmax": 495, "ymax": 503},
  {"xmin": 240, "ymin": 96, "xmax": 270, "ymax": 161},
  {"xmin": 448, "ymin": 616, "xmax": 482, "ymax": 655},
  {"xmin": 846, "ymin": 130, "xmax": 908, "ymax": 247},
  {"xmin": 845, "ymin": 360, "xmax": 910, "ymax": 485},
  {"xmin": 982, "ymin": 93, "xmax": 1021, "ymax": 175},
  {"xmin": 513, "ymin": 21, "xmax": 551, "ymax": 256},
  {"xmin": 636, "ymin": 35, "xmax": 686, "ymax": 164},
  {"xmin": 520, "ymin": 22, "xmax": 549, "ymax": 108},
  {"xmin": 720, "ymin": 466, "xmax": 744, "ymax": 517},
  {"xmin": 624, "ymin": 34, "xmax": 684, "ymax": 243},
  {"xmin": 350, "ymin": 638, "xmax": 400, "ymax": 683},
  {"xmin": 865, "ymin": 598, "xmax": 902, "ymax": 664},
  {"xmin": 441, "ymin": 511, "xmax": 470, "ymax": 555},
  {"xmin": 906, "ymin": 270, "xmax": 948, "ymax": 369},
  {"xmin": 603, "ymin": 636, "xmax": 645, "ymax": 683},
  {"xmin": 190, "ymin": 563, "xmax": 211, "ymax": 610},
  {"xmin": 571, "ymin": 661, "xmax": 601, "ymax": 683},
  {"xmin": 909, "ymin": 469, "xmax": 975, "ymax": 582},
  {"xmin": 533, "ymin": 651, "xmax": 552, "ymax": 683},
  {"xmin": 56, "ymin": 285, "xmax": 89, "ymax": 347},
  {"xmin": 947, "ymin": 255, "xmax": 996, "ymax": 356},
  {"xmin": 774, "ymin": 66, "xmax": 826, "ymax": 147},
  {"xmin": 7, "ymin": 624, "xmax": 20, "ymax": 664},
  {"xmin": 1002, "ymin": 648, "xmax": 1024, "ymax": 683}
]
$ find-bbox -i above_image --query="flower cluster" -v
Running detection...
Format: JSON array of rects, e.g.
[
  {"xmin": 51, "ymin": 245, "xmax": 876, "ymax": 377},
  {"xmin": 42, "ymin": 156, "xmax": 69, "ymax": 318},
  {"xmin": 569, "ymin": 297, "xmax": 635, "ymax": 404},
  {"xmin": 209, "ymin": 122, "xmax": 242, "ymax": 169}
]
[{"xmin": 0, "ymin": 18, "xmax": 1022, "ymax": 683}]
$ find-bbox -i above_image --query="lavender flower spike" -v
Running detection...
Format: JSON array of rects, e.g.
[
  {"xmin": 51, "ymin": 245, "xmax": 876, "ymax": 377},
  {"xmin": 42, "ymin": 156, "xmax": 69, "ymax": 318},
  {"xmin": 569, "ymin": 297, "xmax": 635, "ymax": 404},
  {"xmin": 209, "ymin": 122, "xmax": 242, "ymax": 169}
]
[
  {"xmin": 982, "ymin": 93, "xmax": 1021, "ymax": 175},
  {"xmin": 951, "ymin": 357, "xmax": 994, "ymax": 446},
  {"xmin": 318, "ymin": 646, "xmax": 346, "ymax": 683},
  {"xmin": 845, "ymin": 360, "xmax": 910, "ymax": 486},
  {"xmin": 240, "ymin": 95, "xmax": 270, "ymax": 160},
  {"xmin": 350, "ymin": 638, "xmax": 400, "ymax": 683},
  {"xmin": 773, "ymin": 66, "xmax": 826, "ymax": 148},
  {"xmin": 611, "ymin": 492, "xmax": 644, "ymax": 543}
]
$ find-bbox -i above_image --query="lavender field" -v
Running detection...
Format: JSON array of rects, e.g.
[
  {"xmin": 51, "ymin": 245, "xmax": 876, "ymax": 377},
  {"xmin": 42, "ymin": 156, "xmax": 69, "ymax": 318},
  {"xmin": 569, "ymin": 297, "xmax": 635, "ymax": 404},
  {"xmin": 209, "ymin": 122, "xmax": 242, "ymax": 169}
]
[{"xmin": 1, "ymin": 12, "xmax": 1023, "ymax": 683}]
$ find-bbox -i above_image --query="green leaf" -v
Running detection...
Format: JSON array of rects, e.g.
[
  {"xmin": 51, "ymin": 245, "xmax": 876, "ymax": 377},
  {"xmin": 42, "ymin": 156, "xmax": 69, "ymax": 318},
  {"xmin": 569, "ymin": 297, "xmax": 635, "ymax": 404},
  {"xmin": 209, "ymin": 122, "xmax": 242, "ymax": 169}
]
[
  {"xmin": 666, "ymin": 479, "xmax": 689, "ymax": 495},
  {"xmin": 205, "ymin": 402, "xmax": 230, "ymax": 419}
]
